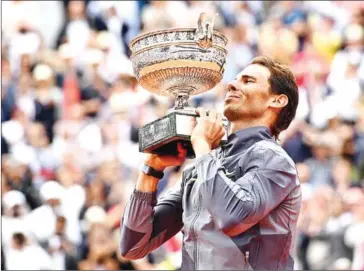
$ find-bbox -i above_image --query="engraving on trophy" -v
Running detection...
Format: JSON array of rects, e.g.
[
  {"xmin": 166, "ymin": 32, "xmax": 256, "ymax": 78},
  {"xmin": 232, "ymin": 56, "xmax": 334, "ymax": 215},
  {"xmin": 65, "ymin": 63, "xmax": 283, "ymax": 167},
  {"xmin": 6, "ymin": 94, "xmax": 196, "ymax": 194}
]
[
  {"xmin": 129, "ymin": 13, "xmax": 229, "ymax": 158},
  {"xmin": 139, "ymin": 116, "xmax": 176, "ymax": 150}
]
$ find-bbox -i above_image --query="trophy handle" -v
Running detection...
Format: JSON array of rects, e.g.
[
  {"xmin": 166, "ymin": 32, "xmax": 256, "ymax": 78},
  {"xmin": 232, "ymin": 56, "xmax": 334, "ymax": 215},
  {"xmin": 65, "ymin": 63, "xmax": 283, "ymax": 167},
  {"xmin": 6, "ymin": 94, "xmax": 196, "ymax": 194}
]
[{"xmin": 195, "ymin": 12, "xmax": 219, "ymax": 49}]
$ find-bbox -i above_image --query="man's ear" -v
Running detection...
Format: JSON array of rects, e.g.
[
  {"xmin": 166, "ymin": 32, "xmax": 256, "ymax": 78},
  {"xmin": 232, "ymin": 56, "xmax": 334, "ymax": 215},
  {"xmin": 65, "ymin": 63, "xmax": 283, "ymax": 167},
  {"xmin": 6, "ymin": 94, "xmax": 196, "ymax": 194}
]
[{"xmin": 269, "ymin": 94, "xmax": 288, "ymax": 109}]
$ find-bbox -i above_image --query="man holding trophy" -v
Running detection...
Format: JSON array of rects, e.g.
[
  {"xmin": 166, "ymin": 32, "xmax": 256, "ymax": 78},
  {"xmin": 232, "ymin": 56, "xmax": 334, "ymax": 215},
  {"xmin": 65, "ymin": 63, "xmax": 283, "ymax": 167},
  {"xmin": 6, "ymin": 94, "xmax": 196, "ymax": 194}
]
[{"xmin": 120, "ymin": 13, "xmax": 301, "ymax": 270}]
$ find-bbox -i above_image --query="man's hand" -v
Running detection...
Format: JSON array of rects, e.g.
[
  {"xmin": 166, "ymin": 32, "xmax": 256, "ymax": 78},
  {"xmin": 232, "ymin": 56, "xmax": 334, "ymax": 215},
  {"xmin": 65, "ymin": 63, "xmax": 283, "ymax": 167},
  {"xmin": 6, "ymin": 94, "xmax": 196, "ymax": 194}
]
[
  {"xmin": 191, "ymin": 108, "xmax": 225, "ymax": 159},
  {"xmin": 145, "ymin": 142, "xmax": 187, "ymax": 172}
]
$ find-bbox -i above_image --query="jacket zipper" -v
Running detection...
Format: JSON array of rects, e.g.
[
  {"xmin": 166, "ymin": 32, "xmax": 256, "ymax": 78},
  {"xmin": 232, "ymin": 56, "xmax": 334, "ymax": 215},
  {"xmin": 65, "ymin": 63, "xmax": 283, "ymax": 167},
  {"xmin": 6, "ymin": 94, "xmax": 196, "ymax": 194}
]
[
  {"xmin": 244, "ymin": 251, "xmax": 250, "ymax": 270},
  {"xmin": 190, "ymin": 191, "xmax": 202, "ymax": 270}
]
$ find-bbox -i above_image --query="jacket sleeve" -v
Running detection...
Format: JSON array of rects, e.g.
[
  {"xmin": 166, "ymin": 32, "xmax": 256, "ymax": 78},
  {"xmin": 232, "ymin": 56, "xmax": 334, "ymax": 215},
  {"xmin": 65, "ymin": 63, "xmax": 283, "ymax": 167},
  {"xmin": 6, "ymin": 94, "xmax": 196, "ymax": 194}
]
[
  {"xmin": 119, "ymin": 179, "xmax": 184, "ymax": 259},
  {"xmin": 195, "ymin": 147, "xmax": 299, "ymax": 235}
]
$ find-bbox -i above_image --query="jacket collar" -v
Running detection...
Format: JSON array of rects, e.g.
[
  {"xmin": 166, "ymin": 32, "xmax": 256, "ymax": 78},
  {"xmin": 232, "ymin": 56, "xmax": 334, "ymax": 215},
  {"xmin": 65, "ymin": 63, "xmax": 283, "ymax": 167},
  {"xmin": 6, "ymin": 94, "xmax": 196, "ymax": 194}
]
[{"xmin": 221, "ymin": 126, "xmax": 273, "ymax": 157}]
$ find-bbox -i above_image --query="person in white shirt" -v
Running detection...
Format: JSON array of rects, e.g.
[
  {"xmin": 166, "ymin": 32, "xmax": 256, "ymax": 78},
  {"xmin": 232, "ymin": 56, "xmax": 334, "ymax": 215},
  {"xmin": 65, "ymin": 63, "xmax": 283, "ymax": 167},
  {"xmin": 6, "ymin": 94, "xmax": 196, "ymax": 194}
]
[
  {"xmin": 4, "ymin": 227, "xmax": 52, "ymax": 270},
  {"xmin": 1, "ymin": 190, "xmax": 30, "ymax": 249},
  {"xmin": 26, "ymin": 180, "xmax": 85, "ymax": 245}
]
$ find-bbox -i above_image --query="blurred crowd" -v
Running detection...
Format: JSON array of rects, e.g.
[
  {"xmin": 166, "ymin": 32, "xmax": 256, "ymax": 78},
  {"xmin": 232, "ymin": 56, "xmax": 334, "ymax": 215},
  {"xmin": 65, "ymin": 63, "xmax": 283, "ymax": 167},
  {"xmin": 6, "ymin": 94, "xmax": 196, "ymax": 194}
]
[{"xmin": 1, "ymin": 1, "xmax": 364, "ymax": 270}]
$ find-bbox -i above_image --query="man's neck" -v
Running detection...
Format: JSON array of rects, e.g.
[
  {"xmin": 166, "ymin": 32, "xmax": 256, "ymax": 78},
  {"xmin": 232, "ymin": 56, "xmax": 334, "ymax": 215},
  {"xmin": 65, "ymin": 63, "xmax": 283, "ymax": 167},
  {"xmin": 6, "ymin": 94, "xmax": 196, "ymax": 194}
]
[{"xmin": 229, "ymin": 119, "xmax": 271, "ymax": 134}]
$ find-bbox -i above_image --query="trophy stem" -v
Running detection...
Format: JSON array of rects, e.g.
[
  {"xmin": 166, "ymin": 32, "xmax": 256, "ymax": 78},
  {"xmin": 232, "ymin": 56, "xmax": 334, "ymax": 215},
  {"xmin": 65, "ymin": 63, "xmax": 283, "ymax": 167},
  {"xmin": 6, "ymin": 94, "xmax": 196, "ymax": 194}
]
[{"xmin": 174, "ymin": 93, "xmax": 191, "ymax": 110}]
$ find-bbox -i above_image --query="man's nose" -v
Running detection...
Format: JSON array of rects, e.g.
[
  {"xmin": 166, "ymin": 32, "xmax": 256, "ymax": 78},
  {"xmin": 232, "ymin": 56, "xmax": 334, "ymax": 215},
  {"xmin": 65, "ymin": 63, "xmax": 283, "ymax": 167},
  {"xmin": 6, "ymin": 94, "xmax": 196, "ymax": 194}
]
[{"xmin": 227, "ymin": 82, "xmax": 237, "ymax": 92}]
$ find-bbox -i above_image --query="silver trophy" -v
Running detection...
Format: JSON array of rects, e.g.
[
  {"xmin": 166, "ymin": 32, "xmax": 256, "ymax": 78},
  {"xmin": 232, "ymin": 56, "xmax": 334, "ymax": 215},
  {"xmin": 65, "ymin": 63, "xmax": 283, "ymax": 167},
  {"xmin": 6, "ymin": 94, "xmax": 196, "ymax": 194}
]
[{"xmin": 129, "ymin": 13, "xmax": 229, "ymax": 158}]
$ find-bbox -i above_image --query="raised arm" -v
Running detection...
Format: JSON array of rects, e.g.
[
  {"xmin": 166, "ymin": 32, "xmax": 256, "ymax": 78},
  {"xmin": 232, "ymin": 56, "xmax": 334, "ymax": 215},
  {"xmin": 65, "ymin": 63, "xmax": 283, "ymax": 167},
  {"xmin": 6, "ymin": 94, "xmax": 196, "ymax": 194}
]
[{"xmin": 120, "ymin": 144, "xmax": 187, "ymax": 259}]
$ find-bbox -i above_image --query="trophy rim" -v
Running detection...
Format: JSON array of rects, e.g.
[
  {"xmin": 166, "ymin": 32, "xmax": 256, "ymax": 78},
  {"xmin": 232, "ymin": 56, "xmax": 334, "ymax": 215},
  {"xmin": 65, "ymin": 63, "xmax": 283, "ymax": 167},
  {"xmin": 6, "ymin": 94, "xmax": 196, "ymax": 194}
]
[
  {"xmin": 130, "ymin": 41, "xmax": 227, "ymax": 58},
  {"xmin": 129, "ymin": 27, "xmax": 228, "ymax": 50}
]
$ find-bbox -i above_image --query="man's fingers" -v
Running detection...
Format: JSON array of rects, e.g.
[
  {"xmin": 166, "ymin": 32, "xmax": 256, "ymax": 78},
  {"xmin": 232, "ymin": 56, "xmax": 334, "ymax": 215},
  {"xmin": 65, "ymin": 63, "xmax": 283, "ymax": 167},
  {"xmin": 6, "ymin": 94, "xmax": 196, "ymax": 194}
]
[
  {"xmin": 219, "ymin": 128, "xmax": 225, "ymax": 139},
  {"xmin": 212, "ymin": 129, "xmax": 225, "ymax": 148},
  {"xmin": 208, "ymin": 109, "xmax": 218, "ymax": 122},
  {"xmin": 216, "ymin": 113, "xmax": 223, "ymax": 126},
  {"xmin": 177, "ymin": 142, "xmax": 187, "ymax": 157},
  {"xmin": 189, "ymin": 116, "xmax": 197, "ymax": 131},
  {"xmin": 217, "ymin": 112, "xmax": 223, "ymax": 122},
  {"xmin": 214, "ymin": 125, "xmax": 225, "ymax": 140},
  {"xmin": 197, "ymin": 107, "xmax": 208, "ymax": 118}
]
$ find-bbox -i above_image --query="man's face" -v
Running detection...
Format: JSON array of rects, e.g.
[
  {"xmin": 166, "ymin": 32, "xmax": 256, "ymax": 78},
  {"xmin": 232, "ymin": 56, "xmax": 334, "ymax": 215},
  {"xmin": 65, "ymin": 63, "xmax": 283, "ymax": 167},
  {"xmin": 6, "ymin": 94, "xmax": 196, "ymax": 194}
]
[{"xmin": 224, "ymin": 64, "xmax": 273, "ymax": 121}]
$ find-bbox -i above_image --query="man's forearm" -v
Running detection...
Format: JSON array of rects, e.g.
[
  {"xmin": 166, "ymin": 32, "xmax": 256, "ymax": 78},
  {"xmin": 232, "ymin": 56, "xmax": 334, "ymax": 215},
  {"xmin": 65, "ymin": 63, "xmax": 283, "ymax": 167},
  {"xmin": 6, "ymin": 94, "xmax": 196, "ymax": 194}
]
[
  {"xmin": 120, "ymin": 172, "xmax": 158, "ymax": 260},
  {"xmin": 120, "ymin": 170, "xmax": 183, "ymax": 260},
  {"xmin": 135, "ymin": 172, "xmax": 159, "ymax": 192},
  {"xmin": 193, "ymin": 140, "xmax": 212, "ymax": 159}
]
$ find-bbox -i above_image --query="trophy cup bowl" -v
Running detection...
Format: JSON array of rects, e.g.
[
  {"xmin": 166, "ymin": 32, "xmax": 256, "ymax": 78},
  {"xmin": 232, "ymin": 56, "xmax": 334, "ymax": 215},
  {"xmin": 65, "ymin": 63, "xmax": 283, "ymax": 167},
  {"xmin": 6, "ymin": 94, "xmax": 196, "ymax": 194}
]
[{"xmin": 130, "ymin": 16, "xmax": 228, "ymax": 158}]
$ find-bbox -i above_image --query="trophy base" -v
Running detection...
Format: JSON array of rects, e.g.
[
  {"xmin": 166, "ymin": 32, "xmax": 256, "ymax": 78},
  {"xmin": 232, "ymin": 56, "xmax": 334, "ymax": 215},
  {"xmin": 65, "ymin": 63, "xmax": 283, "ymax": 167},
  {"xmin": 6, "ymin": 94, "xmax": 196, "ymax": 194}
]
[{"xmin": 139, "ymin": 111, "xmax": 228, "ymax": 159}]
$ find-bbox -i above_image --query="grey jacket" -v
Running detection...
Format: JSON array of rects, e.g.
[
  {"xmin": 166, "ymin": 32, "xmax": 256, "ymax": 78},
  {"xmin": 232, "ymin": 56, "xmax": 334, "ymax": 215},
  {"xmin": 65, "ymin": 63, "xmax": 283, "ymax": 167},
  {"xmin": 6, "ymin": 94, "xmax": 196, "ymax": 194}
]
[{"xmin": 120, "ymin": 126, "xmax": 301, "ymax": 270}]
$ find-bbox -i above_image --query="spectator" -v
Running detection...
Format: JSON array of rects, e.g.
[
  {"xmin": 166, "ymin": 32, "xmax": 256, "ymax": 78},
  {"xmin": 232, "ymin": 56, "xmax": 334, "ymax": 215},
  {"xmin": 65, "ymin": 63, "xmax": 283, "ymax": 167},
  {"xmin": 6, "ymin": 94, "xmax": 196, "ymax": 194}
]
[
  {"xmin": 223, "ymin": 24, "xmax": 254, "ymax": 82},
  {"xmin": 56, "ymin": 1, "xmax": 92, "ymax": 53},
  {"xmin": 332, "ymin": 157, "xmax": 356, "ymax": 194},
  {"xmin": 1, "ymin": 56, "xmax": 16, "ymax": 123},
  {"xmin": 24, "ymin": 122, "xmax": 59, "ymax": 184},
  {"xmin": 141, "ymin": 1, "xmax": 189, "ymax": 32},
  {"xmin": 304, "ymin": 138, "xmax": 334, "ymax": 189},
  {"xmin": 2, "ymin": 190, "xmax": 30, "ymax": 248},
  {"xmin": 46, "ymin": 216, "xmax": 79, "ymax": 270},
  {"xmin": 32, "ymin": 64, "xmax": 62, "ymax": 142},
  {"xmin": 1, "ymin": 154, "xmax": 42, "ymax": 210},
  {"xmin": 4, "ymin": 231, "xmax": 52, "ymax": 270},
  {"xmin": 344, "ymin": 188, "xmax": 364, "ymax": 269},
  {"xmin": 26, "ymin": 181, "xmax": 81, "ymax": 245}
]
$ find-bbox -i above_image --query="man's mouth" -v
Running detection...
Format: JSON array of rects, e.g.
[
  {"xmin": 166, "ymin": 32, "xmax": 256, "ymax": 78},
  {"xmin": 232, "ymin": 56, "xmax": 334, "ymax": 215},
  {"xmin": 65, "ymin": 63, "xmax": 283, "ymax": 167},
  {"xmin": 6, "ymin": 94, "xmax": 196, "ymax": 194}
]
[{"xmin": 225, "ymin": 94, "xmax": 241, "ymax": 100}]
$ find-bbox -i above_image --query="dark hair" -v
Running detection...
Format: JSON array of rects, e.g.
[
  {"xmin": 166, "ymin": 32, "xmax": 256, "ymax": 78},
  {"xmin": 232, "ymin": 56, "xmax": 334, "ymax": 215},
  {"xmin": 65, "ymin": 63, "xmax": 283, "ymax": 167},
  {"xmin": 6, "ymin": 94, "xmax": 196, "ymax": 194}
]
[
  {"xmin": 250, "ymin": 56, "xmax": 299, "ymax": 139},
  {"xmin": 13, "ymin": 233, "xmax": 26, "ymax": 246}
]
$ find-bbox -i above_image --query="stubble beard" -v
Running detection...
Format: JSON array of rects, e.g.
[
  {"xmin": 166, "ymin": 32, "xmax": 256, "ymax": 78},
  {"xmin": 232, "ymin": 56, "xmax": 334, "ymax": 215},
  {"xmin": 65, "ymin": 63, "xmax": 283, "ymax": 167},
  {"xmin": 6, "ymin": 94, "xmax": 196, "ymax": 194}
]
[
  {"xmin": 223, "ymin": 103, "xmax": 243, "ymax": 122},
  {"xmin": 224, "ymin": 102, "xmax": 263, "ymax": 123}
]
